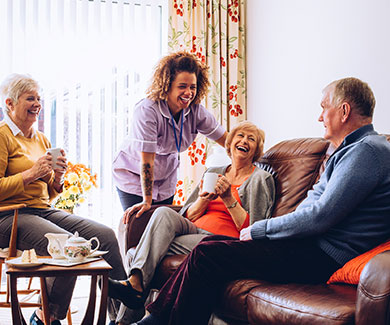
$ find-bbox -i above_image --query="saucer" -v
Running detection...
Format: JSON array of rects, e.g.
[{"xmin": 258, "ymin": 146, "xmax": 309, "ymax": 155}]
[
  {"xmin": 90, "ymin": 250, "xmax": 109, "ymax": 258},
  {"xmin": 6, "ymin": 257, "xmax": 44, "ymax": 268}
]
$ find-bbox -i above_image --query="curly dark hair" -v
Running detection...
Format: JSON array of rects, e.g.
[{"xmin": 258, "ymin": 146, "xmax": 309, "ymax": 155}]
[{"xmin": 146, "ymin": 51, "xmax": 210, "ymax": 104}]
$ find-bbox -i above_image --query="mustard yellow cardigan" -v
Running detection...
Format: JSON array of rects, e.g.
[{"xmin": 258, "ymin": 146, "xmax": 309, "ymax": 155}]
[{"xmin": 0, "ymin": 121, "xmax": 59, "ymax": 209}]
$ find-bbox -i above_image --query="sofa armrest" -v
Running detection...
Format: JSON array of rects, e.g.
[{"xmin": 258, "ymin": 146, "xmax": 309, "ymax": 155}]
[
  {"xmin": 125, "ymin": 204, "xmax": 182, "ymax": 251},
  {"xmin": 355, "ymin": 250, "xmax": 390, "ymax": 325}
]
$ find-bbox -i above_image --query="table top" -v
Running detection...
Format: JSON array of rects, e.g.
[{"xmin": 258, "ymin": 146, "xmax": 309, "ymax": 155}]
[{"xmin": 6, "ymin": 257, "xmax": 112, "ymax": 277}]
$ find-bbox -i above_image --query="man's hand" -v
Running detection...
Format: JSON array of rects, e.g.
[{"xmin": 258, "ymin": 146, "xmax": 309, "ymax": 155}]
[{"xmin": 240, "ymin": 226, "xmax": 253, "ymax": 241}]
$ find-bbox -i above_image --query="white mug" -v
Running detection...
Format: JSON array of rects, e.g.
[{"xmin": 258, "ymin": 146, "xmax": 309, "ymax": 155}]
[
  {"xmin": 46, "ymin": 148, "xmax": 63, "ymax": 169},
  {"xmin": 202, "ymin": 172, "xmax": 219, "ymax": 194}
]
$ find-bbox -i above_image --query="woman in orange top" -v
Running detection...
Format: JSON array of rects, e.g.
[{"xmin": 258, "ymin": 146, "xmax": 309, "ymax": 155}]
[{"xmin": 108, "ymin": 121, "xmax": 275, "ymax": 319}]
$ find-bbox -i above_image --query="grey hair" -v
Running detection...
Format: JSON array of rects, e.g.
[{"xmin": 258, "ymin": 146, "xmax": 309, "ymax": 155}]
[
  {"xmin": 0, "ymin": 73, "xmax": 40, "ymax": 112},
  {"xmin": 330, "ymin": 77, "xmax": 376, "ymax": 118}
]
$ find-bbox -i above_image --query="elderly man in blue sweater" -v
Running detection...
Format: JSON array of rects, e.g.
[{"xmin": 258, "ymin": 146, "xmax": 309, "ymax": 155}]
[{"xmin": 135, "ymin": 77, "xmax": 390, "ymax": 325}]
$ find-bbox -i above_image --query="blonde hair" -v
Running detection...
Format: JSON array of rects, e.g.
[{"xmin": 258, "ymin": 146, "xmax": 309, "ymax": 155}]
[
  {"xmin": 225, "ymin": 121, "xmax": 265, "ymax": 162},
  {"xmin": 146, "ymin": 51, "xmax": 210, "ymax": 104},
  {"xmin": 0, "ymin": 74, "xmax": 40, "ymax": 112}
]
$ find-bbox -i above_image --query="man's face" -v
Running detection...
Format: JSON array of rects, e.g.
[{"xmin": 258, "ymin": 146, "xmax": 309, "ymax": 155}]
[{"xmin": 318, "ymin": 85, "xmax": 345, "ymax": 147}]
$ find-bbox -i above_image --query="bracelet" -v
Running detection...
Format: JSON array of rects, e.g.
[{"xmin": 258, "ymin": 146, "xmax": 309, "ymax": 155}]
[{"xmin": 226, "ymin": 200, "xmax": 238, "ymax": 209}]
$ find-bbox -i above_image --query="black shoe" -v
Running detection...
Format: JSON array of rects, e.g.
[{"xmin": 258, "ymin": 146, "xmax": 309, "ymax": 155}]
[{"xmin": 108, "ymin": 278, "xmax": 145, "ymax": 309}]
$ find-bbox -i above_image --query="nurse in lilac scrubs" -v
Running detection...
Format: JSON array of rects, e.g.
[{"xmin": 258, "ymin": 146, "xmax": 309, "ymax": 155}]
[{"xmin": 112, "ymin": 51, "xmax": 227, "ymax": 223}]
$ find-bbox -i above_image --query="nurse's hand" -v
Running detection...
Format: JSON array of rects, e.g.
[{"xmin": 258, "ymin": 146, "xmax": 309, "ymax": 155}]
[{"xmin": 123, "ymin": 201, "xmax": 152, "ymax": 223}]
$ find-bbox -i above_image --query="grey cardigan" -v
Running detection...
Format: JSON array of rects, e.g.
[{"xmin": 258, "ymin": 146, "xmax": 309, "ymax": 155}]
[{"xmin": 180, "ymin": 165, "xmax": 275, "ymax": 225}]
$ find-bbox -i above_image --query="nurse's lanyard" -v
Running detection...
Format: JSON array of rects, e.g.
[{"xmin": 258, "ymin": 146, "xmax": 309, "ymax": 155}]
[{"xmin": 169, "ymin": 110, "xmax": 184, "ymax": 160}]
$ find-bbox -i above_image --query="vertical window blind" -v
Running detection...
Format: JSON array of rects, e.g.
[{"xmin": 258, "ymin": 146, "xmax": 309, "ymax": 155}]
[{"xmin": 0, "ymin": 0, "xmax": 168, "ymax": 228}]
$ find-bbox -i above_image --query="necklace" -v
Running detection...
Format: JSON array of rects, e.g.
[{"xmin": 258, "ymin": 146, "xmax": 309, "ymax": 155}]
[{"xmin": 169, "ymin": 109, "xmax": 184, "ymax": 160}]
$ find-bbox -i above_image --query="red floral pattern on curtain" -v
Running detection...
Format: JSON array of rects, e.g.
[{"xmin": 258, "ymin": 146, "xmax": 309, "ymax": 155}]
[{"xmin": 169, "ymin": 0, "xmax": 246, "ymax": 205}]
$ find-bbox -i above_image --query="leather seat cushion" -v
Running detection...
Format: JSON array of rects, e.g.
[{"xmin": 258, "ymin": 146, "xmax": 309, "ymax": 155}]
[{"xmin": 244, "ymin": 281, "xmax": 356, "ymax": 325}]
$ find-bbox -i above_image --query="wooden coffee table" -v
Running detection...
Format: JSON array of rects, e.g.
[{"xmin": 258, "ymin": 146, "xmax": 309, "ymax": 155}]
[{"xmin": 6, "ymin": 258, "xmax": 112, "ymax": 325}]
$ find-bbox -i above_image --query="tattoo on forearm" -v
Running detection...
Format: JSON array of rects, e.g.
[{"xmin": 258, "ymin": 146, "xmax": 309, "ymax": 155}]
[{"xmin": 142, "ymin": 163, "xmax": 153, "ymax": 196}]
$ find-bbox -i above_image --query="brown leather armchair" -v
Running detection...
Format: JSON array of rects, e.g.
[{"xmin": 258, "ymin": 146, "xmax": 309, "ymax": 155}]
[{"xmin": 124, "ymin": 136, "xmax": 390, "ymax": 325}]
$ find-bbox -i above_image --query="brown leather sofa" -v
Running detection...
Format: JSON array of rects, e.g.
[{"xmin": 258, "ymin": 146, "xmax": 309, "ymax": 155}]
[{"xmin": 124, "ymin": 135, "xmax": 390, "ymax": 325}]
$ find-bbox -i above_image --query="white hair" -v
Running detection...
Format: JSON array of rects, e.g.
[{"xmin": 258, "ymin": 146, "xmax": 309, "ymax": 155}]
[{"xmin": 0, "ymin": 73, "xmax": 40, "ymax": 112}]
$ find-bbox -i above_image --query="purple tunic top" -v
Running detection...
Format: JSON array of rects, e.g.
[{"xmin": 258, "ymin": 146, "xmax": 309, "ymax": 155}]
[{"xmin": 112, "ymin": 98, "xmax": 225, "ymax": 201}]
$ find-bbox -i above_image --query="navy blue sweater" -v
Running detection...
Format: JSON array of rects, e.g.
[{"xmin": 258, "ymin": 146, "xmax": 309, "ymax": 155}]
[{"xmin": 251, "ymin": 124, "xmax": 390, "ymax": 265}]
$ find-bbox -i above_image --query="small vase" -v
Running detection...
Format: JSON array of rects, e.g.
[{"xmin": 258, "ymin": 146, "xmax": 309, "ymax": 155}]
[{"xmin": 62, "ymin": 207, "xmax": 74, "ymax": 214}]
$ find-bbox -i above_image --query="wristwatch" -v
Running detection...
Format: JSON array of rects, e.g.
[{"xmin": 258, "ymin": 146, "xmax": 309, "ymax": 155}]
[{"xmin": 226, "ymin": 200, "xmax": 238, "ymax": 209}]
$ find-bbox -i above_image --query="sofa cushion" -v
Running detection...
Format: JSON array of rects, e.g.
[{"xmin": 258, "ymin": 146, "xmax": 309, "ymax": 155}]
[
  {"xmin": 151, "ymin": 254, "xmax": 188, "ymax": 289},
  {"xmin": 327, "ymin": 240, "xmax": 390, "ymax": 285},
  {"xmin": 258, "ymin": 138, "xmax": 330, "ymax": 217},
  {"xmin": 125, "ymin": 205, "xmax": 182, "ymax": 251},
  {"xmin": 214, "ymin": 279, "xmax": 265, "ymax": 324},
  {"xmin": 245, "ymin": 281, "xmax": 356, "ymax": 325}
]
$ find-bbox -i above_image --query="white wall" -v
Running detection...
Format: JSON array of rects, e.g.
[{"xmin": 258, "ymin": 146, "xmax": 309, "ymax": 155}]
[{"xmin": 247, "ymin": 0, "xmax": 390, "ymax": 150}]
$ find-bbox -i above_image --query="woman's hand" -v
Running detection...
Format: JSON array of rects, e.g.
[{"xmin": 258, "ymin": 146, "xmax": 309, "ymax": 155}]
[
  {"xmin": 199, "ymin": 179, "xmax": 218, "ymax": 200},
  {"xmin": 123, "ymin": 201, "xmax": 152, "ymax": 223},
  {"xmin": 215, "ymin": 175, "xmax": 232, "ymax": 199},
  {"xmin": 21, "ymin": 155, "xmax": 52, "ymax": 185},
  {"xmin": 51, "ymin": 149, "xmax": 67, "ymax": 183}
]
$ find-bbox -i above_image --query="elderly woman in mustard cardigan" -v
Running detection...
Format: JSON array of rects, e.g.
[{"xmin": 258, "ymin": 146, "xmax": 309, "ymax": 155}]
[{"xmin": 0, "ymin": 73, "xmax": 126, "ymax": 325}]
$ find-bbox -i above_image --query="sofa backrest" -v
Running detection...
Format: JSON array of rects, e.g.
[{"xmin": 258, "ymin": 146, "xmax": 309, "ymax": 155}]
[
  {"xmin": 258, "ymin": 138, "xmax": 330, "ymax": 217},
  {"xmin": 259, "ymin": 134, "xmax": 390, "ymax": 218}
]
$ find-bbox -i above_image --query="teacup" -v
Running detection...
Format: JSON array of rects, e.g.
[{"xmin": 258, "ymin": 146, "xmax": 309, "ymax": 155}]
[{"xmin": 202, "ymin": 172, "xmax": 219, "ymax": 194}]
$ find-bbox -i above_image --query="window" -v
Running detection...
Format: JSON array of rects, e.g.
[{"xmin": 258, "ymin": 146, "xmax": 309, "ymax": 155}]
[{"xmin": 0, "ymin": 0, "xmax": 168, "ymax": 229}]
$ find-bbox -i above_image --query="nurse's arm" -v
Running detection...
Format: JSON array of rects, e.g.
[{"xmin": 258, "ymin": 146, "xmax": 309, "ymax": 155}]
[
  {"xmin": 123, "ymin": 151, "xmax": 155, "ymax": 220},
  {"xmin": 215, "ymin": 131, "xmax": 228, "ymax": 147}
]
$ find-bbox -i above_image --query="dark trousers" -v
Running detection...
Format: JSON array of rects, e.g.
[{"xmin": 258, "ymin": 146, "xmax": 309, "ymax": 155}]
[
  {"xmin": 116, "ymin": 187, "xmax": 174, "ymax": 211},
  {"xmin": 147, "ymin": 235, "xmax": 341, "ymax": 325}
]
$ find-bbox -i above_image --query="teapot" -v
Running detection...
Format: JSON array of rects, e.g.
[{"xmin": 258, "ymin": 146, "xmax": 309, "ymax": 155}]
[
  {"xmin": 45, "ymin": 233, "xmax": 69, "ymax": 259},
  {"xmin": 63, "ymin": 232, "xmax": 100, "ymax": 262}
]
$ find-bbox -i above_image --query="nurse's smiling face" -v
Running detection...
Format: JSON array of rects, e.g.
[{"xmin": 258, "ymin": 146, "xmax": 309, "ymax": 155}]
[{"xmin": 167, "ymin": 71, "xmax": 197, "ymax": 117}]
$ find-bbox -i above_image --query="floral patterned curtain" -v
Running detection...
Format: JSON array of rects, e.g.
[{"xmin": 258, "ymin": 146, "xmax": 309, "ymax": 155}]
[{"xmin": 170, "ymin": 0, "xmax": 247, "ymax": 205}]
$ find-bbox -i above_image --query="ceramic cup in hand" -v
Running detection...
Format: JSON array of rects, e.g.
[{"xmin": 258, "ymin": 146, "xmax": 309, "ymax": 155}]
[
  {"xmin": 46, "ymin": 148, "xmax": 63, "ymax": 169},
  {"xmin": 202, "ymin": 172, "xmax": 219, "ymax": 194}
]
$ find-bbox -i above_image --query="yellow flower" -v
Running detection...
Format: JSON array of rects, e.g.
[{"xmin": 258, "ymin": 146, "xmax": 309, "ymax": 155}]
[
  {"xmin": 66, "ymin": 199, "xmax": 74, "ymax": 206},
  {"xmin": 67, "ymin": 172, "xmax": 79, "ymax": 183},
  {"xmin": 69, "ymin": 185, "xmax": 80, "ymax": 195},
  {"xmin": 80, "ymin": 172, "xmax": 90, "ymax": 182},
  {"xmin": 56, "ymin": 201, "xmax": 65, "ymax": 208},
  {"xmin": 54, "ymin": 161, "xmax": 97, "ymax": 210}
]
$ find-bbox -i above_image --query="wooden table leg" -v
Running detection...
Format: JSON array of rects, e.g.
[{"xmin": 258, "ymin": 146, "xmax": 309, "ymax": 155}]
[
  {"xmin": 40, "ymin": 277, "xmax": 51, "ymax": 325},
  {"xmin": 9, "ymin": 274, "xmax": 26, "ymax": 325},
  {"xmin": 97, "ymin": 273, "xmax": 108, "ymax": 325},
  {"xmin": 82, "ymin": 274, "xmax": 97, "ymax": 325}
]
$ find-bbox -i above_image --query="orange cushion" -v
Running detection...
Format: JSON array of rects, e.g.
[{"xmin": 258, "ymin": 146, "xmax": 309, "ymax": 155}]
[{"xmin": 327, "ymin": 240, "xmax": 390, "ymax": 285}]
